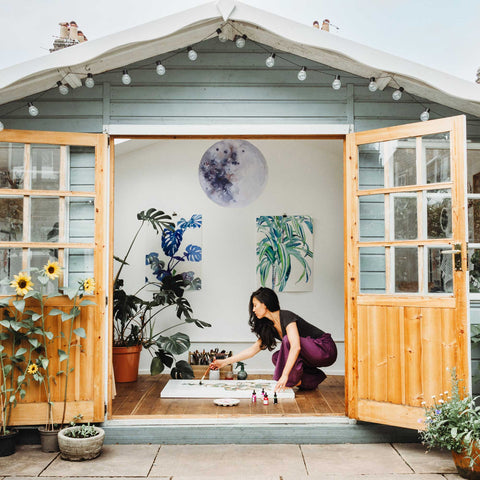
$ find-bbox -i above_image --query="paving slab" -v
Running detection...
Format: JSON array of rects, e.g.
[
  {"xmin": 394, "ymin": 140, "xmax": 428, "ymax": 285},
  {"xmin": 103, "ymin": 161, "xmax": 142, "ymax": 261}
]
[
  {"xmin": 283, "ymin": 475, "xmax": 448, "ymax": 480},
  {"xmin": 41, "ymin": 444, "xmax": 159, "ymax": 477},
  {"xmin": 0, "ymin": 445, "xmax": 57, "ymax": 476},
  {"xmin": 150, "ymin": 444, "xmax": 305, "ymax": 477},
  {"xmin": 301, "ymin": 444, "xmax": 412, "ymax": 474},
  {"xmin": 170, "ymin": 477, "xmax": 279, "ymax": 480},
  {"xmin": 393, "ymin": 443, "xmax": 457, "ymax": 474},
  {"xmin": 443, "ymin": 475, "xmax": 463, "ymax": 479}
]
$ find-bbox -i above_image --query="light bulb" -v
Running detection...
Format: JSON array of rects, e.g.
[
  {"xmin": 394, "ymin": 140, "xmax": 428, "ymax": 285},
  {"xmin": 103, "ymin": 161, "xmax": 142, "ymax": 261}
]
[
  {"xmin": 420, "ymin": 108, "xmax": 430, "ymax": 122},
  {"xmin": 0, "ymin": 120, "xmax": 4, "ymax": 132},
  {"xmin": 297, "ymin": 67, "xmax": 307, "ymax": 81},
  {"xmin": 85, "ymin": 73, "xmax": 95, "ymax": 88},
  {"xmin": 156, "ymin": 61, "xmax": 166, "ymax": 76},
  {"xmin": 57, "ymin": 81, "xmax": 69, "ymax": 95},
  {"xmin": 266, "ymin": 53, "xmax": 276, "ymax": 68},
  {"xmin": 187, "ymin": 47, "xmax": 197, "ymax": 61},
  {"xmin": 121, "ymin": 69, "xmax": 131, "ymax": 85},
  {"xmin": 332, "ymin": 75, "xmax": 341, "ymax": 90},
  {"xmin": 236, "ymin": 35, "xmax": 246, "ymax": 48},
  {"xmin": 216, "ymin": 28, "xmax": 228, "ymax": 43},
  {"xmin": 368, "ymin": 77, "xmax": 378, "ymax": 92},
  {"xmin": 28, "ymin": 103, "xmax": 39, "ymax": 117},
  {"xmin": 392, "ymin": 87, "xmax": 404, "ymax": 101}
]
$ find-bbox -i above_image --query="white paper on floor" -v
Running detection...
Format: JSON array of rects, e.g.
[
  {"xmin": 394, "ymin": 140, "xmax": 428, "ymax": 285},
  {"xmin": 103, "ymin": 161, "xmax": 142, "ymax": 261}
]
[{"xmin": 160, "ymin": 379, "xmax": 295, "ymax": 399}]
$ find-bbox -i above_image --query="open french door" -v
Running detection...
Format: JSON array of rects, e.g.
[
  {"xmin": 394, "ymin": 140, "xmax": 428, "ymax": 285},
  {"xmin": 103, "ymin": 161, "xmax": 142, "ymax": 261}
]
[
  {"xmin": 0, "ymin": 129, "xmax": 108, "ymax": 424},
  {"xmin": 345, "ymin": 116, "xmax": 468, "ymax": 429}
]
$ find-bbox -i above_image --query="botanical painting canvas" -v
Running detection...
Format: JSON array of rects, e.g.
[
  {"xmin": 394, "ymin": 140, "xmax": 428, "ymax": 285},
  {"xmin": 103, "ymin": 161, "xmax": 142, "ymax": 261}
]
[
  {"xmin": 146, "ymin": 213, "xmax": 202, "ymax": 290},
  {"xmin": 256, "ymin": 215, "xmax": 313, "ymax": 292}
]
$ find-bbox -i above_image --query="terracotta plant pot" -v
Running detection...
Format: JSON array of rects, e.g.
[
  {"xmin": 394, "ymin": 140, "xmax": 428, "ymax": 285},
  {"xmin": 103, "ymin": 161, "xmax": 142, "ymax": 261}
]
[
  {"xmin": 0, "ymin": 430, "xmax": 18, "ymax": 457},
  {"xmin": 112, "ymin": 344, "xmax": 142, "ymax": 383},
  {"xmin": 38, "ymin": 427, "xmax": 59, "ymax": 452},
  {"xmin": 452, "ymin": 447, "xmax": 480, "ymax": 479},
  {"xmin": 58, "ymin": 426, "xmax": 105, "ymax": 461}
]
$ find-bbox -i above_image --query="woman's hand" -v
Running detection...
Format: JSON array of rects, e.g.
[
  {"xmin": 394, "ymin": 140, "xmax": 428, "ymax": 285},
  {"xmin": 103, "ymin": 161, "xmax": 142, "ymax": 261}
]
[
  {"xmin": 210, "ymin": 358, "xmax": 227, "ymax": 370},
  {"xmin": 274, "ymin": 374, "xmax": 289, "ymax": 392}
]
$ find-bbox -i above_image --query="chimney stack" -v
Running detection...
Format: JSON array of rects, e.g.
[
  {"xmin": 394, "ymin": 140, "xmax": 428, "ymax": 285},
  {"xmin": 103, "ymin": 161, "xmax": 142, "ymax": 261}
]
[
  {"xmin": 59, "ymin": 22, "xmax": 69, "ymax": 39},
  {"xmin": 69, "ymin": 21, "xmax": 78, "ymax": 41},
  {"xmin": 321, "ymin": 19, "xmax": 330, "ymax": 32}
]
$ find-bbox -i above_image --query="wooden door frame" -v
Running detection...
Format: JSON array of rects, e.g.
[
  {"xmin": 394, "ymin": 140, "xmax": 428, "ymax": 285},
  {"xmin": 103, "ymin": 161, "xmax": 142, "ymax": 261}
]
[{"xmin": 106, "ymin": 129, "xmax": 350, "ymax": 420}]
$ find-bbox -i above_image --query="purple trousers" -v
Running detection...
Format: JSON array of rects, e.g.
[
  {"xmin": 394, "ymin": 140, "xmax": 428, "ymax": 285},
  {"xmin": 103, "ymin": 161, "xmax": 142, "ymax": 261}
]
[{"xmin": 272, "ymin": 334, "xmax": 337, "ymax": 390}]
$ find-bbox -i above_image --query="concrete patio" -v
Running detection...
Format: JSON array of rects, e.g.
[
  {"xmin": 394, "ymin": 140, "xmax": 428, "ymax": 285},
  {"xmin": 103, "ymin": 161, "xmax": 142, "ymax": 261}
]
[{"xmin": 0, "ymin": 443, "xmax": 465, "ymax": 479}]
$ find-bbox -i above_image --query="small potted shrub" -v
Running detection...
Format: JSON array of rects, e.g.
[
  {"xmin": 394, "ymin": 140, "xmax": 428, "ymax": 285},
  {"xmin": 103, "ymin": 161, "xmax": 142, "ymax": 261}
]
[
  {"xmin": 58, "ymin": 415, "xmax": 105, "ymax": 461},
  {"xmin": 419, "ymin": 369, "xmax": 480, "ymax": 479}
]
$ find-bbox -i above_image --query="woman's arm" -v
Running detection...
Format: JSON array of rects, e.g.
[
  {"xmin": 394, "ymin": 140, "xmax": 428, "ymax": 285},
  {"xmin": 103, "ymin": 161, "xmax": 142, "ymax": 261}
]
[
  {"xmin": 274, "ymin": 322, "xmax": 301, "ymax": 392},
  {"xmin": 210, "ymin": 339, "xmax": 262, "ymax": 369}
]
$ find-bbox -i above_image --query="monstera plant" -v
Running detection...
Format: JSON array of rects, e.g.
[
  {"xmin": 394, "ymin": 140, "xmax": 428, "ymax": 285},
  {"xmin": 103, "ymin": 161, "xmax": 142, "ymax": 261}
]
[{"xmin": 113, "ymin": 209, "xmax": 210, "ymax": 382}]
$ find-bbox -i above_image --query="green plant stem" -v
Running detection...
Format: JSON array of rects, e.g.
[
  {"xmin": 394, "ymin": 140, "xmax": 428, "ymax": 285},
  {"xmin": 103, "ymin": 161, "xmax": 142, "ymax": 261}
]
[
  {"xmin": 60, "ymin": 293, "xmax": 79, "ymax": 428},
  {"xmin": 114, "ymin": 221, "xmax": 145, "ymax": 285}
]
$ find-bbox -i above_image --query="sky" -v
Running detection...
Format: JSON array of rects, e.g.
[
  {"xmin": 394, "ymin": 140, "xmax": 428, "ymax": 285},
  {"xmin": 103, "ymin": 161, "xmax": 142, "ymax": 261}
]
[{"xmin": 0, "ymin": 0, "xmax": 479, "ymax": 82}]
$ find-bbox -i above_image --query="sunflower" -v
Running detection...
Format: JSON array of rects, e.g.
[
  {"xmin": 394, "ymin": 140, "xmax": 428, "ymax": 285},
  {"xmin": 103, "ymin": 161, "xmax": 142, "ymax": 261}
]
[
  {"xmin": 10, "ymin": 272, "xmax": 34, "ymax": 296},
  {"xmin": 44, "ymin": 260, "xmax": 61, "ymax": 280},
  {"xmin": 27, "ymin": 364, "xmax": 38, "ymax": 375},
  {"xmin": 83, "ymin": 278, "xmax": 95, "ymax": 294}
]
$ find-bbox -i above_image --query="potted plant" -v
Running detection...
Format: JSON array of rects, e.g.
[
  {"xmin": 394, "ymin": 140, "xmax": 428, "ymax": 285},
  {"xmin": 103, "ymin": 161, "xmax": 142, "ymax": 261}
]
[
  {"xmin": 58, "ymin": 414, "xmax": 105, "ymax": 461},
  {"xmin": 113, "ymin": 209, "xmax": 210, "ymax": 382},
  {"xmin": 419, "ymin": 368, "xmax": 480, "ymax": 479}
]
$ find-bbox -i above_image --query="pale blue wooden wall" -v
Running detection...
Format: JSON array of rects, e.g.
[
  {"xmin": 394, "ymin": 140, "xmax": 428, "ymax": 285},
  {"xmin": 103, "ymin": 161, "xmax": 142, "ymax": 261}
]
[{"xmin": 1, "ymin": 38, "xmax": 479, "ymax": 138}]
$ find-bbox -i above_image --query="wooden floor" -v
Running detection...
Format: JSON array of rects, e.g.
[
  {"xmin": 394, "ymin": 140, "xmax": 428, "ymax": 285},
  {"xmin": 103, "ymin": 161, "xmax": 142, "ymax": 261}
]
[{"xmin": 112, "ymin": 374, "xmax": 345, "ymax": 418}]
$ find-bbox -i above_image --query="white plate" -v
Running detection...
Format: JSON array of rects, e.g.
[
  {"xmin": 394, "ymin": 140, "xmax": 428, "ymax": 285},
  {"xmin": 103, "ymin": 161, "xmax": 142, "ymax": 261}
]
[{"xmin": 214, "ymin": 398, "xmax": 240, "ymax": 407}]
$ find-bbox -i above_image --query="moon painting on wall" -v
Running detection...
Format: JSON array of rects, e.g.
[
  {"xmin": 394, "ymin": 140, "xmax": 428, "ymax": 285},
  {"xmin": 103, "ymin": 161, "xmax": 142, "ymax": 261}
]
[{"xmin": 198, "ymin": 140, "xmax": 268, "ymax": 207}]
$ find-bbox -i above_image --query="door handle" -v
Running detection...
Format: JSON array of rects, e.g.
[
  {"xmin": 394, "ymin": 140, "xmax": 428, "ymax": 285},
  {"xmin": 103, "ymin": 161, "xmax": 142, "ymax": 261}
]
[{"xmin": 440, "ymin": 243, "xmax": 463, "ymax": 271}]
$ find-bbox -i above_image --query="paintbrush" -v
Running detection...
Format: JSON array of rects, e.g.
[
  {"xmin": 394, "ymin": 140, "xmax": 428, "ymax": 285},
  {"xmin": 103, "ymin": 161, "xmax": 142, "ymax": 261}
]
[{"xmin": 199, "ymin": 365, "xmax": 211, "ymax": 385}]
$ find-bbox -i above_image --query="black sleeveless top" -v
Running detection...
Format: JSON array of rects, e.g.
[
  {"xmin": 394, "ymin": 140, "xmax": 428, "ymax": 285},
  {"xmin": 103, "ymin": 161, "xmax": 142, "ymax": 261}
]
[{"xmin": 275, "ymin": 310, "xmax": 325, "ymax": 339}]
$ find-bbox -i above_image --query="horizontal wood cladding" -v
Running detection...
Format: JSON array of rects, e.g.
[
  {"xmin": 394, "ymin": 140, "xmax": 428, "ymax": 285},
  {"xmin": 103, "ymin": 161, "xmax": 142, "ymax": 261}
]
[{"xmin": 357, "ymin": 304, "xmax": 457, "ymax": 408}]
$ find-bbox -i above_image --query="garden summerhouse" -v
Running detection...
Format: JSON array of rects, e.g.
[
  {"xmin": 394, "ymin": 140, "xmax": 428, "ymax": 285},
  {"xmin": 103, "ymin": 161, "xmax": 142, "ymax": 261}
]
[{"xmin": 1, "ymin": 0, "xmax": 480, "ymax": 442}]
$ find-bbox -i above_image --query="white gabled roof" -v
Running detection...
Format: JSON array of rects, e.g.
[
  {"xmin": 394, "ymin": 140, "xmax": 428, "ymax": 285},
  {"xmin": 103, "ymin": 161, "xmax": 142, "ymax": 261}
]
[{"xmin": 1, "ymin": 0, "xmax": 479, "ymax": 116}]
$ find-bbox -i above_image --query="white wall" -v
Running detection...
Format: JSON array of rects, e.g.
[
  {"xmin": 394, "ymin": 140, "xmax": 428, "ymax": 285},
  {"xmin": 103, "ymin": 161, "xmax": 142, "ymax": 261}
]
[{"xmin": 114, "ymin": 139, "xmax": 345, "ymax": 374}]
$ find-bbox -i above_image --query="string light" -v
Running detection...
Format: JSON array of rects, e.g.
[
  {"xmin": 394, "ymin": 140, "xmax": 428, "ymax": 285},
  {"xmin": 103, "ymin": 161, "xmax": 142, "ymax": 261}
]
[
  {"xmin": 420, "ymin": 108, "xmax": 430, "ymax": 122},
  {"xmin": 332, "ymin": 75, "xmax": 341, "ymax": 90},
  {"xmin": 216, "ymin": 28, "xmax": 228, "ymax": 43},
  {"xmin": 57, "ymin": 81, "xmax": 69, "ymax": 95},
  {"xmin": 187, "ymin": 46, "xmax": 198, "ymax": 61},
  {"xmin": 156, "ymin": 61, "xmax": 166, "ymax": 76},
  {"xmin": 266, "ymin": 53, "xmax": 276, "ymax": 68},
  {"xmin": 297, "ymin": 67, "xmax": 307, "ymax": 81},
  {"xmin": 28, "ymin": 102, "xmax": 39, "ymax": 117},
  {"xmin": 235, "ymin": 34, "xmax": 247, "ymax": 48},
  {"xmin": 121, "ymin": 69, "xmax": 132, "ymax": 85},
  {"xmin": 0, "ymin": 120, "xmax": 4, "ymax": 131},
  {"xmin": 85, "ymin": 73, "xmax": 95, "ymax": 88},
  {"xmin": 368, "ymin": 77, "xmax": 378, "ymax": 92},
  {"xmin": 392, "ymin": 87, "xmax": 404, "ymax": 101}
]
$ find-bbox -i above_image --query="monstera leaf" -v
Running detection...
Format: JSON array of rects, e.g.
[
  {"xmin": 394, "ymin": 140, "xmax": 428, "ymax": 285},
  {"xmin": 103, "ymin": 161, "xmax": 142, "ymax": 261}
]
[
  {"xmin": 177, "ymin": 214, "xmax": 202, "ymax": 230},
  {"xmin": 161, "ymin": 228, "xmax": 184, "ymax": 257},
  {"xmin": 137, "ymin": 208, "xmax": 174, "ymax": 234},
  {"xmin": 161, "ymin": 273, "xmax": 186, "ymax": 298},
  {"xmin": 185, "ymin": 244, "xmax": 202, "ymax": 262},
  {"xmin": 157, "ymin": 332, "xmax": 190, "ymax": 355},
  {"xmin": 150, "ymin": 349, "xmax": 174, "ymax": 375},
  {"xmin": 170, "ymin": 360, "xmax": 194, "ymax": 379}
]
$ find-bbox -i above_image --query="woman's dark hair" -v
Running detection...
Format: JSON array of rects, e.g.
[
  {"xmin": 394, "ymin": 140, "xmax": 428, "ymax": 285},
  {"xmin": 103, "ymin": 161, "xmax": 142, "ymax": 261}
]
[{"xmin": 248, "ymin": 287, "xmax": 280, "ymax": 351}]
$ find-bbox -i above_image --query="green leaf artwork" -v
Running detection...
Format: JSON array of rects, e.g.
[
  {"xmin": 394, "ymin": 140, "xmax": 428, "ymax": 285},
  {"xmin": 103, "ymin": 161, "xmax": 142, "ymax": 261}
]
[{"xmin": 256, "ymin": 215, "xmax": 313, "ymax": 292}]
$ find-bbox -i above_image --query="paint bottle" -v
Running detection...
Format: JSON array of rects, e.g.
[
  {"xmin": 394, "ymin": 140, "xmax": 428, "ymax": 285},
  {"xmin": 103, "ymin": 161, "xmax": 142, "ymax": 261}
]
[
  {"xmin": 251, "ymin": 390, "xmax": 256, "ymax": 403},
  {"xmin": 273, "ymin": 392, "xmax": 278, "ymax": 404},
  {"xmin": 263, "ymin": 393, "xmax": 269, "ymax": 405},
  {"xmin": 261, "ymin": 388, "xmax": 265, "ymax": 398}
]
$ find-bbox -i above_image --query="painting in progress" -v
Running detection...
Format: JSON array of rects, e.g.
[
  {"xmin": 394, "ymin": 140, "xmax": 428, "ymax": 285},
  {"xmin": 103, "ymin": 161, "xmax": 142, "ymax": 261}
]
[
  {"xmin": 160, "ymin": 379, "xmax": 295, "ymax": 399},
  {"xmin": 145, "ymin": 213, "xmax": 202, "ymax": 290},
  {"xmin": 256, "ymin": 215, "xmax": 313, "ymax": 292},
  {"xmin": 198, "ymin": 139, "xmax": 268, "ymax": 207}
]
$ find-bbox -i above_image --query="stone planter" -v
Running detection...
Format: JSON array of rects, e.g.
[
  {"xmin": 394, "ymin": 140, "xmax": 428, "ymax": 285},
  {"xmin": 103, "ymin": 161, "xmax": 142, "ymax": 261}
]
[{"xmin": 58, "ymin": 426, "xmax": 105, "ymax": 461}]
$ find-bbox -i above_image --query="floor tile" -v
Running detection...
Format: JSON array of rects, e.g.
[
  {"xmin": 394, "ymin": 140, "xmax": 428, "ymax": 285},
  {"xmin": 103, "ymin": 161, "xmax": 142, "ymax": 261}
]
[
  {"xmin": 301, "ymin": 444, "xmax": 412, "ymax": 474},
  {"xmin": 393, "ymin": 443, "xmax": 457, "ymax": 473},
  {"xmin": 0, "ymin": 445, "xmax": 57, "ymax": 476},
  {"xmin": 41, "ymin": 444, "xmax": 159, "ymax": 477},
  {"xmin": 150, "ymin": 445, "xmax": 305, "ymax": 477}
]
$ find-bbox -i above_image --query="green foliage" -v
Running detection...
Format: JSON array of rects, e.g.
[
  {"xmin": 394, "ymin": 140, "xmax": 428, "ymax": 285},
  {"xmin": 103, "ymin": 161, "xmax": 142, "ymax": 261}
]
[
  {"xmin": 113, "ymin": 209, "xmax": 210, "ymax": 378},
  {"xmin": 64, "ymin": 423, "xmax": 99, "ymax": 438},
  {"xmin": 419, "ymin": 369, "xmax": 480, "ymax": 467}
]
